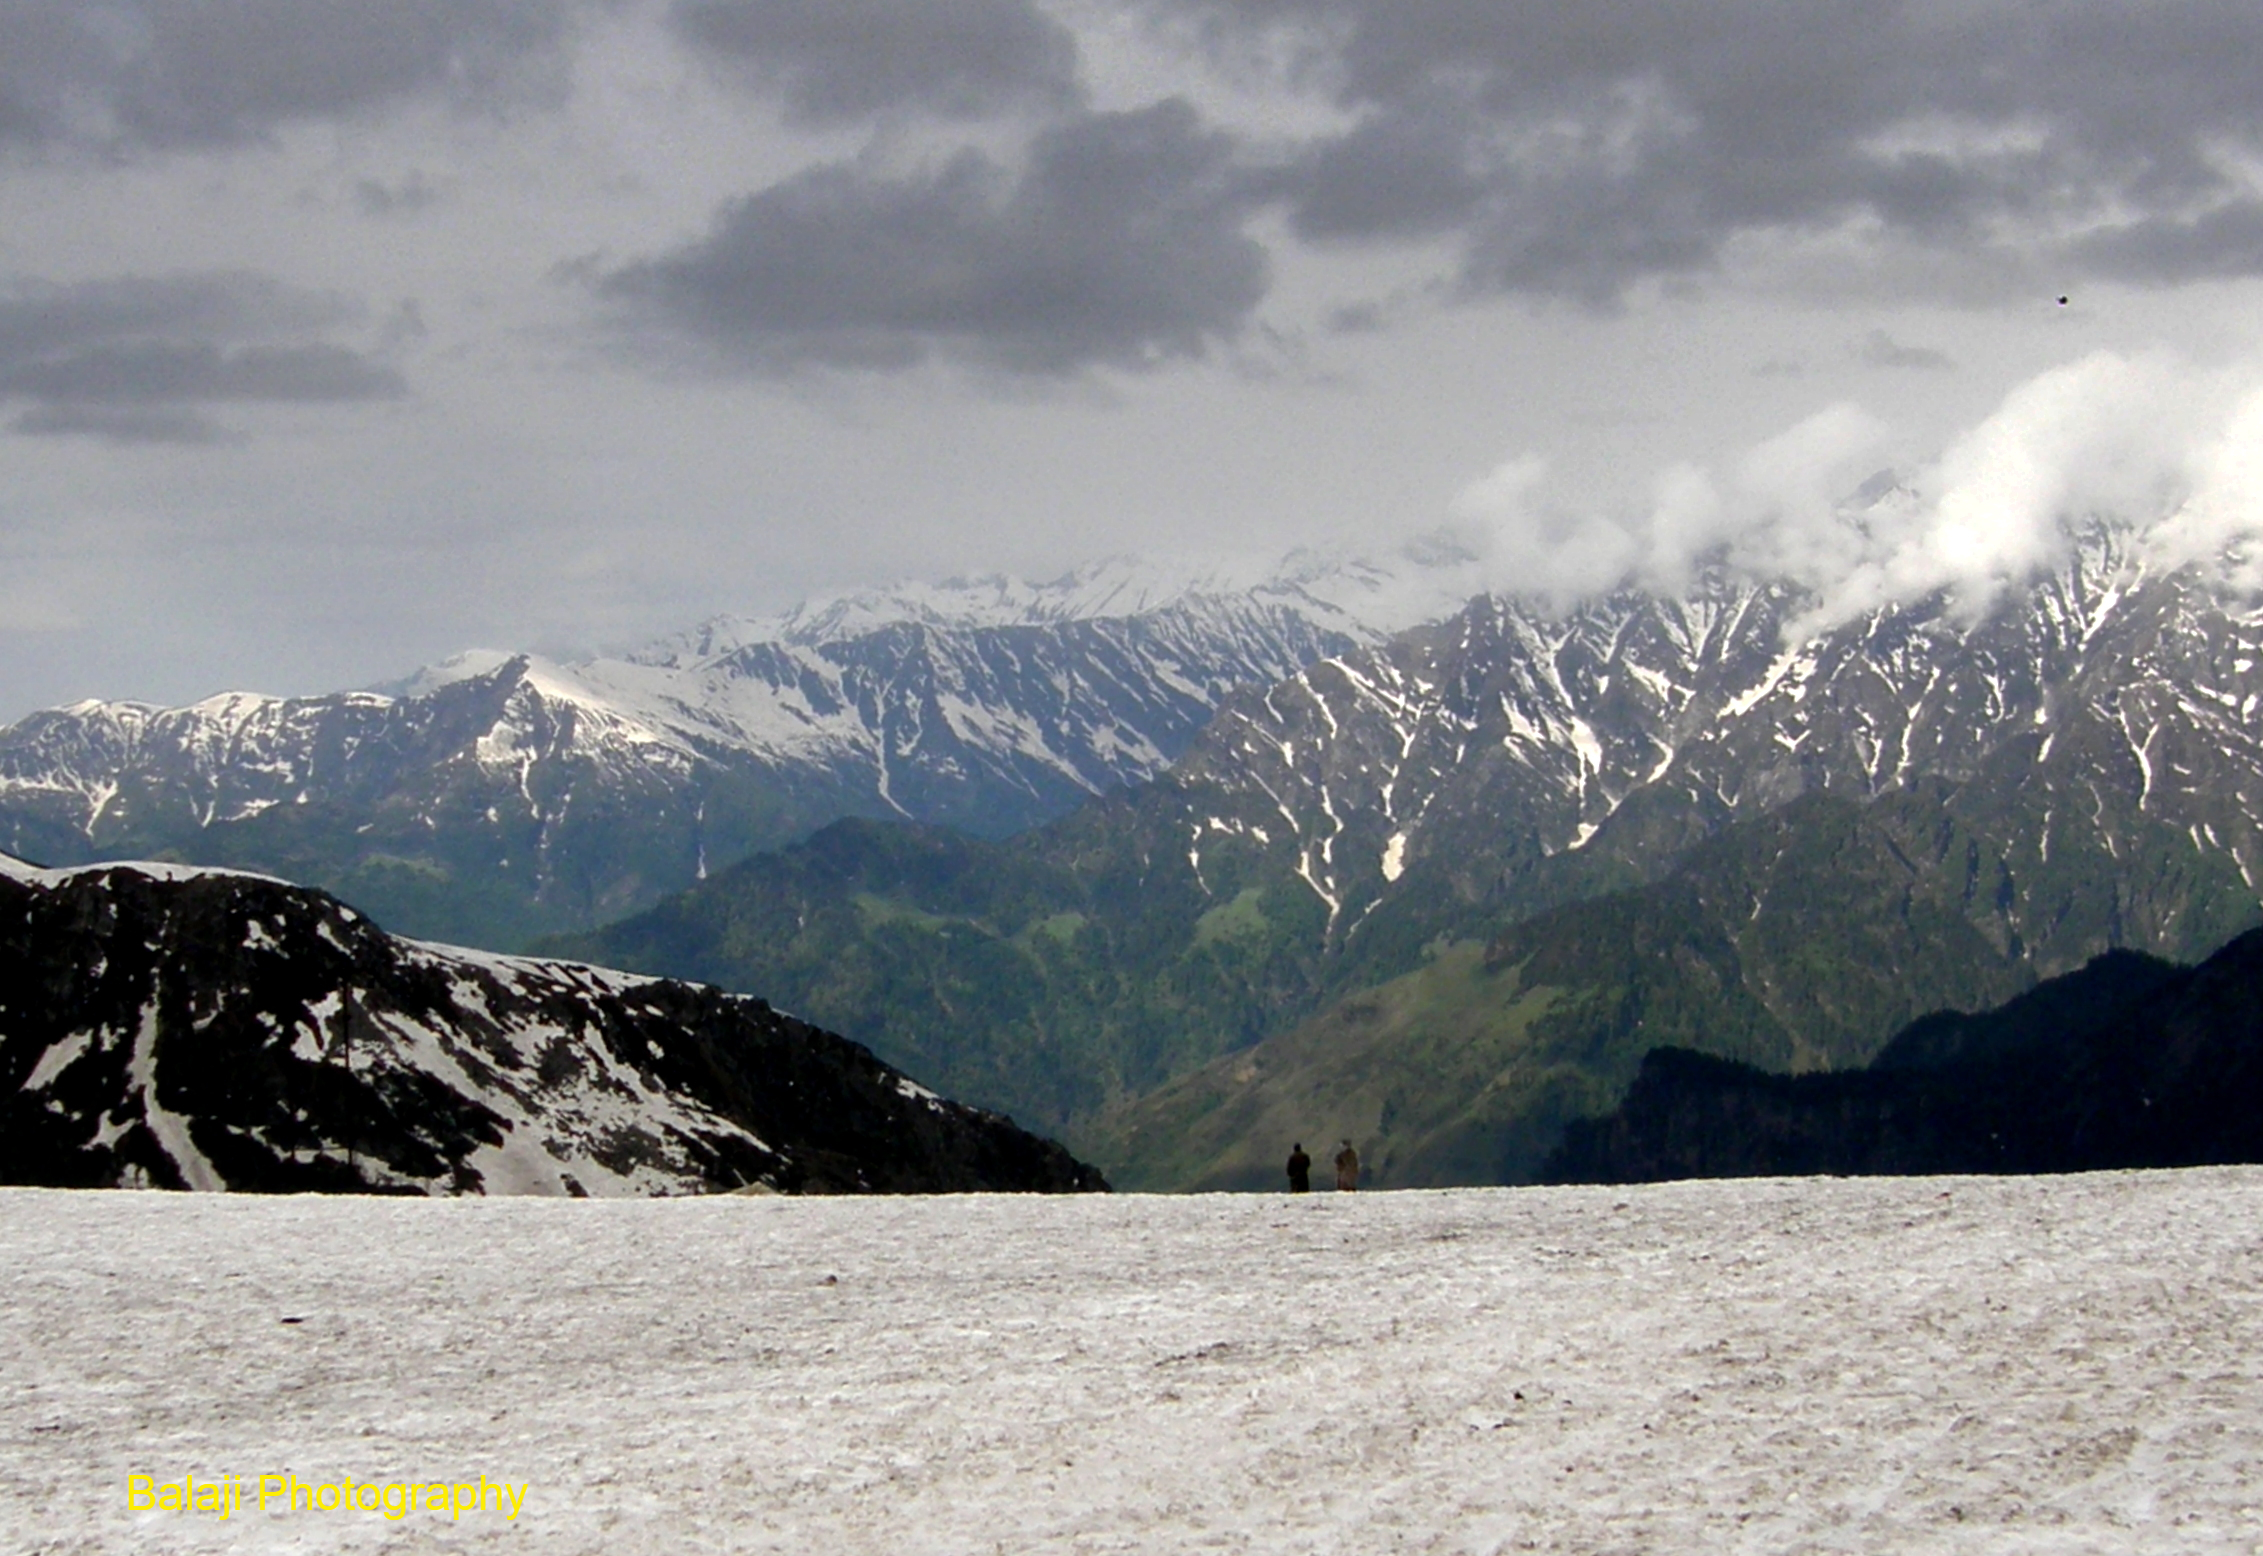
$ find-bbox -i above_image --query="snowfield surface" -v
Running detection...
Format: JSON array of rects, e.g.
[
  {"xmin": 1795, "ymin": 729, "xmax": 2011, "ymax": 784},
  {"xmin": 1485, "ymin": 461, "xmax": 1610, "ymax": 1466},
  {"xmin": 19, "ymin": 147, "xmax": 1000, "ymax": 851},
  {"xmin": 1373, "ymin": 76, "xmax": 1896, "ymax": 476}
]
[{"xmin": 6, "ymin": 1171, "xmax": 2262, "ymax": 1553}]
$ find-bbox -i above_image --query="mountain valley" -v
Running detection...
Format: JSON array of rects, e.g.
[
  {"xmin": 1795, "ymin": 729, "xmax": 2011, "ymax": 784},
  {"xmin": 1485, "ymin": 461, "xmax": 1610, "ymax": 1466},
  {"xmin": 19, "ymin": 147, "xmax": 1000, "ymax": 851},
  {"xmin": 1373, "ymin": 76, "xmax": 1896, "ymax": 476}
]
[
  {"xmin": 556, "ymin": 524, "xmax": 2263, "ymax": 1182},
  {"xmin": 13, "ymin": 522, "xmax": 2263, "ymax": 1192}
]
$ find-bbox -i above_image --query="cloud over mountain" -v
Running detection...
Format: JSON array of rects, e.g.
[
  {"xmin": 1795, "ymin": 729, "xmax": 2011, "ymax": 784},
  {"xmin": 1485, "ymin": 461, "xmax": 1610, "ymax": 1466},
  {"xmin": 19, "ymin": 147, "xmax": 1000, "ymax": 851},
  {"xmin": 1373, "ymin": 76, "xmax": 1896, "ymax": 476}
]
[{"xmin": 1452, "ymin": 349, "xmax": 2263, "ymax": 621}]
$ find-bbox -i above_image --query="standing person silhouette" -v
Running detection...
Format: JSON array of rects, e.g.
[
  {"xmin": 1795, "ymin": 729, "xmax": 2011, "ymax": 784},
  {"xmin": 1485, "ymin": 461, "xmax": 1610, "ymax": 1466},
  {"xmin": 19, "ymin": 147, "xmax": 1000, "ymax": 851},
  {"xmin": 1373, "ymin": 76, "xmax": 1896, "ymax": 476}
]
[
  {"xmin": 1334, "ymin": 1140, "xmax": 1359, "ymax": 1191},
  {"xmin": 1285, "ymin": 1142, "xmax": 1311, "ymax": 1193}
]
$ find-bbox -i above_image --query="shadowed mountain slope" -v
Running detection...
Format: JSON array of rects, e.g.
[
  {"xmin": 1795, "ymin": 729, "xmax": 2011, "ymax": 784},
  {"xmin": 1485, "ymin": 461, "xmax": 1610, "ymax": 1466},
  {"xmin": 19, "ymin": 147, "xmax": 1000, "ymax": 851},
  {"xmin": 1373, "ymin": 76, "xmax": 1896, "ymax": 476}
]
[
  {"xmin": 1084, "ymin": 786, "xmax": 2195, "ymax": 1189},
  {"xmin": 0, "ymin": 854, "xmax": 1104, "ymax": 1196},
  {"xmin": 1545, "ymin": 929, "xmax": 2263, "ymax": 1183}
]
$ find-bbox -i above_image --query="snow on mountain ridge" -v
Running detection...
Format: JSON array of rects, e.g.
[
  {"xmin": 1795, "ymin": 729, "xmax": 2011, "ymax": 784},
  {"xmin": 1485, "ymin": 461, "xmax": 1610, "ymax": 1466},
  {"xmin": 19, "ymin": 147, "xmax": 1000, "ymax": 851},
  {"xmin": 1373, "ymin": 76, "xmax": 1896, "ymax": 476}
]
[
  {"xmin": 2, "ymin": 565, "xmax": 1412, "ymax": 828},
  {"xmin": 1159, "ymin": 523, "xmax": 2263, "ymax": 965},
  {"xmin": 386, "ymin": 648, "xmax": 524, "ymax": 698},
  {"xmin": 621, "ymin": 547, "xmax": 1488, "ymax": 668},
  {"xmin": 17, "ymin": 516, "xmax": 2235, "ymax": 955},
  {"xmin": 625, "ymin": 557, "xmax": 1258, "ymax": 665},
  {"xmin": 0, "ymin": 852, "xmax": 294, "ymax": 890},
  {"xmin": 4, "ymin": 546, "xmax": 1483, "ymax": 805},
  {"xmin": 0, "ymin": 560, "xmax": 1385, "ymax": 941}
]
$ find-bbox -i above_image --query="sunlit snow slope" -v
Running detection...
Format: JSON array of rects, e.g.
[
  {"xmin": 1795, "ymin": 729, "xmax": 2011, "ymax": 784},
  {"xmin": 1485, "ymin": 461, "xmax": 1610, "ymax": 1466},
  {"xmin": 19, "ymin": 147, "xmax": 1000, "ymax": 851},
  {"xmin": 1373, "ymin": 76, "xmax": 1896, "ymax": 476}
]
[{"xmin": 5, "ymin": 1170, "xmax": 2258, "ymax": 1552}]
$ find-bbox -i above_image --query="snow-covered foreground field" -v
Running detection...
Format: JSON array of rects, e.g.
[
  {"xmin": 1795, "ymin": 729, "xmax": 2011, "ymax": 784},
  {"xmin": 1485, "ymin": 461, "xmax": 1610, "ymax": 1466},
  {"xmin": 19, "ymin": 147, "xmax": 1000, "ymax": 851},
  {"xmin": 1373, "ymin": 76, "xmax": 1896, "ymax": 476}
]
[{"xmin": 5, "ymin": 1171, "xmax": 2261, "ymax": 1554}]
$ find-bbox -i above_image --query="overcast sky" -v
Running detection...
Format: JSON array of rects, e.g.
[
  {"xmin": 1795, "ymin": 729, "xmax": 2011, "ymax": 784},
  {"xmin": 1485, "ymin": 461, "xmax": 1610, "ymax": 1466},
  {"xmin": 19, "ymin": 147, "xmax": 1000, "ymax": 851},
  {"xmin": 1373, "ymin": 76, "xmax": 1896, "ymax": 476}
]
[{"xmin": 4, "ymin": 0, "xmax": 2263, "ymax": 719}]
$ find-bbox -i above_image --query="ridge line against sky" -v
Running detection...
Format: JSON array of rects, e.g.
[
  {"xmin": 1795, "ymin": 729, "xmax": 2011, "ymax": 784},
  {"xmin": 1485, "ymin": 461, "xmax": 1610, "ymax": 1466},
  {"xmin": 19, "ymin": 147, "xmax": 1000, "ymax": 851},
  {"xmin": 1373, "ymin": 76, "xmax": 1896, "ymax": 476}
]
[{"xmin": 2, "ymin": 0, "xmax": 2262, "ymax": 720}]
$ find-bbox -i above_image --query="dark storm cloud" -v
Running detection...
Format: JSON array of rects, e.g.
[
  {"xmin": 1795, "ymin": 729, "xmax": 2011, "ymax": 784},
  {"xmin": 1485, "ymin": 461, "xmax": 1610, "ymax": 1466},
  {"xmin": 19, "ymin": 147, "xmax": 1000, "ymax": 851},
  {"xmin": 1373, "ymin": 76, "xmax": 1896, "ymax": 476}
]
[
  {"xmin": 0, "ymin": 273, "xmax": 405, "ymax": 444},
  {"xmin": 0, "ymin": 0, "xmax": 571, "ymax": 151},
  {"xmin": 1283, "ymin": 103, "xmax": 1485, "ymax": 241},
  {"xmin": 670, "ymin": 0, "xmax": 1080, "ymax": 124},
  {"xmin": 2074, "ymin": 204, "xmax": 2263, "ymax": 285},
  {"xmin": 601, "ymin": 99, "xmax": 1267, "ymax": 373},
  {"xmin": 1144, "ymin": 0, "xmax": 2263, "ymax": 301},
  {"xmin": 2, "ymin": 340, "xmax": 403, "ymax": 402}
]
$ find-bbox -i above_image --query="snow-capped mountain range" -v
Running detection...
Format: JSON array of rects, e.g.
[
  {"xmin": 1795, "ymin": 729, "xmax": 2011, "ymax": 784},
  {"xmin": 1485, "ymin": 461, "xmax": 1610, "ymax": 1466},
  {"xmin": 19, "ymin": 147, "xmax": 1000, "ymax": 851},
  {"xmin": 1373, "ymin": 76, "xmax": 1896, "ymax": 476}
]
[
  {"xmin": 551, "ymin": 515, "xmax": 2263, "ymax": 1149},
  {"xmin": 619, "ymin": 549, "xmax": 1461, "ymax": 660},
  {"xmin": 0, "ymin": 550, "xmax": 1486, "ymax": 946},
  {"xmin": 0, "ymin": 854, "xmax": 1102, "ymax": 1195},
  {"xmin": 11, "ymin": 513, "xmax": 2262, "ymax": 986},
  {"xmin": 1161, "ymin": 519, "xmax": 2263, "ymax": 973}
]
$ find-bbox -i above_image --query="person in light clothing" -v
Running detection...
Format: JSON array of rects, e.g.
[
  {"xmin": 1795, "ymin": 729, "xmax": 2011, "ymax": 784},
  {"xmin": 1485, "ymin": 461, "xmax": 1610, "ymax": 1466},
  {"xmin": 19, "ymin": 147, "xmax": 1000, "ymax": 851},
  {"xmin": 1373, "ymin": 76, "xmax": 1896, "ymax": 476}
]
[{"xmin": 1334, "ymin": 1140, "xmax": 1359, "ymax": 1191}]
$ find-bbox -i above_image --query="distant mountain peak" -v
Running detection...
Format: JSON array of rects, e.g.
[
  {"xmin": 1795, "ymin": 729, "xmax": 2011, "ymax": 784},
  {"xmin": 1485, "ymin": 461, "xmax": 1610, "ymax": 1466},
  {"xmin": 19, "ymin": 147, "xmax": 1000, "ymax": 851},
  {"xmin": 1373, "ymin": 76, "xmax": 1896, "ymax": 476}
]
[
  {"xmin": 0, "ymin": 554, "xmax": 1405, "ymax": 942},
  {"xmin": 378, "ymin": 648, "xmax": 526, "ymax": 699},
  {"xmin": 614, "ymin": 544, "xmax": 1497, "ymax": 670}
]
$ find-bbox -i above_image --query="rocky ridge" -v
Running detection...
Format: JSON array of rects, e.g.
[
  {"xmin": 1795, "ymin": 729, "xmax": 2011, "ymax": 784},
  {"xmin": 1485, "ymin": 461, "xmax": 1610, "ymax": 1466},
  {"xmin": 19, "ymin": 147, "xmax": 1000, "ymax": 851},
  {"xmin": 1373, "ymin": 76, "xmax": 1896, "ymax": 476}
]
[
  {"xmin": 1160, "ymin": 520, "xmax": 2263, "ymax": 972},
  {"xmin": 0, "ymin": 853, "xmax": 1104, "ymax": 1196},
  {"xmin": 0, "ymin": 552, "xmax": 1491, "ymax": 945}
]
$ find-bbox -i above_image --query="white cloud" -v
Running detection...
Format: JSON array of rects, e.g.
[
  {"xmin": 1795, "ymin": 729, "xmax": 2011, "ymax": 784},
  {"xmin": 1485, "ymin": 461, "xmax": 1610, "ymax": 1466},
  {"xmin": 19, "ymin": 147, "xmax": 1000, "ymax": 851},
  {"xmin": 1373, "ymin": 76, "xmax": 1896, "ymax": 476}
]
[
  {"xmin": 1716, "ymin": 401, "xmax": 1896, "ymax": 591},
  {"xmin": 1453, "ymin": 348, "xmax": 2263, "ymax": 625},
  {"xmin": 1447, "ymin": 451, "xmax": 1639, "ymax": 605},
  {"xmin": 2151, "ymin": 378, "xmax": 2263, "ymax": 592},
  {"xmin": 1841, "ymin": 351, "xmax": 2206, "ymax": 622}
]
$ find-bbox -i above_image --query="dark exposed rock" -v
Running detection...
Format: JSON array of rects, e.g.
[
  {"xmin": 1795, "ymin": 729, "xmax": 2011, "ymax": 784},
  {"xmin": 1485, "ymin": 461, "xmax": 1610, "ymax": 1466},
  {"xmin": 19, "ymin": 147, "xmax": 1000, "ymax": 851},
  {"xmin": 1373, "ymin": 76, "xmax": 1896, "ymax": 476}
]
[{"xmin": 0, "ymin": 856, "xmax": 1106, "ymax": 1196}]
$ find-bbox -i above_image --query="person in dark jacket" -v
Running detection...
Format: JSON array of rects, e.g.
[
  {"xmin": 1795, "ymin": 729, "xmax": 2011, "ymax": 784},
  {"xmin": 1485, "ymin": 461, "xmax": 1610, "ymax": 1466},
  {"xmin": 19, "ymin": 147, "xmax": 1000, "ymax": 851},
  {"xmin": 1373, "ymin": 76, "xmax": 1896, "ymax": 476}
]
[
  {"xmin": 1334, "ymin": 1140, "xmax": 1360, "ymax": 1191},
  {"xmin": 1285, "ymin": 1143, "xmax": 1312, "ymax": 1193}
]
